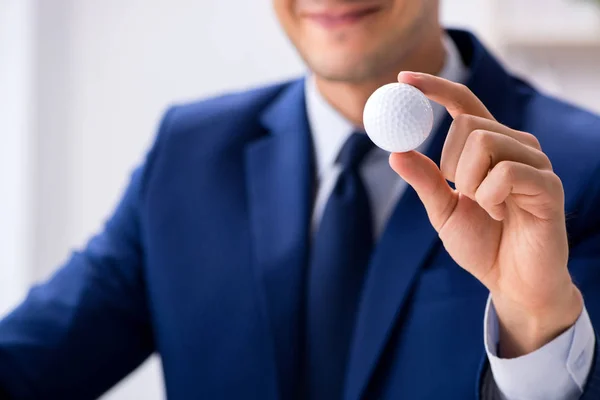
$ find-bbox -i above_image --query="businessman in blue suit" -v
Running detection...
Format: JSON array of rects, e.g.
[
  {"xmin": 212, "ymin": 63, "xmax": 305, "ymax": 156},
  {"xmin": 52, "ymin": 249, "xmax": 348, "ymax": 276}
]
[{"xmin": 2, "ymin": 1, "xmax": 600, "ymax": 399}]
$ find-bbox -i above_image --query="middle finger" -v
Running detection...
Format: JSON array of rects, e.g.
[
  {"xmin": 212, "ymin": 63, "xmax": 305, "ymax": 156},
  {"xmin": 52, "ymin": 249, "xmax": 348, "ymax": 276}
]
[
  {"xmin": 454, "ymin": 130, "xmax": 552, "ymax": 199},
  {"xmin": 441, "ymin": 114, "xmax": 542, "ymax": 182}
]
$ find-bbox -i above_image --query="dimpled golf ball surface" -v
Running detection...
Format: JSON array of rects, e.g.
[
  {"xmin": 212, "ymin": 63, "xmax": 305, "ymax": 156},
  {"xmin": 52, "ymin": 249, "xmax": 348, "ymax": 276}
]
[{"xmin": 363, "ymin": 83, "xmax": 433, "ymax": 153}]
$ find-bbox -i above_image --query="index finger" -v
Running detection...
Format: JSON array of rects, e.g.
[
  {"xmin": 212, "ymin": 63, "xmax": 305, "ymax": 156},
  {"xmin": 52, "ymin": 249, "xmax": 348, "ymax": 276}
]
[{"xmin": 398, "ymin": 71, "xmax": 495, "ymax": 121}]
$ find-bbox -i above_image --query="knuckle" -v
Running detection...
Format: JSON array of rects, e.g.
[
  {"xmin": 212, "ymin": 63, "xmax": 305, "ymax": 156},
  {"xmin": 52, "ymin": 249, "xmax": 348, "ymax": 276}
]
[
  {"xmin": 545, "ymin": 171, "xmax": 564, "ymax": 193},
  {"xmin": 456, "ymin": 83, "xmax": 472, "ymax": 96},
  {"xmin": 496, "ymin": 160, "xmax": 515, "ymax": 180},
  {"xmin": 537, "ymin": 150, "xmax": 553, "ymax": 170},
  {"xmin": 474, "ymin": 186, "xmax": 489, "ymax": 205},
  {"xmin": 450, "ymin": 94, "xmax": 470, "ymax": 113},
  {"xmin": 470, "ymin": 129, "xmax": 494, "ymax": 151},
  {"xmin": 540, "ymin": 171, "xmax": 565, "ymax": 207},
  {"xmin": 456, "ymin": 114, "xmax": 482, "ymax": 133},
  {"xmin": 521, "ymin": 131, "xmax": 542, "ymax": 150},
  {"xmin": 525, "ymin": 145, "xmax": 553, "ymax": 170},
  {"xmin": 454, "ymin": 113, "xmax": 475, "ymax": 129}
]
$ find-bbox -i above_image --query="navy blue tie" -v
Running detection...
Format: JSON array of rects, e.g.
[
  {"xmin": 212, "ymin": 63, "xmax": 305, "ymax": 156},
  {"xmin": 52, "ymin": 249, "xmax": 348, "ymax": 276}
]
[{"xmin": 306, "ymin": 133, "xmax": 375, "ymax": 400}]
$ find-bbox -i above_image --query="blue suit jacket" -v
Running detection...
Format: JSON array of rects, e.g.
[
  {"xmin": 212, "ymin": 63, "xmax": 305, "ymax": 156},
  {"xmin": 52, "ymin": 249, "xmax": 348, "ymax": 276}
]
[{"xmin": 1, "ymin": 30, "xmax": 600, "ymax": 400}]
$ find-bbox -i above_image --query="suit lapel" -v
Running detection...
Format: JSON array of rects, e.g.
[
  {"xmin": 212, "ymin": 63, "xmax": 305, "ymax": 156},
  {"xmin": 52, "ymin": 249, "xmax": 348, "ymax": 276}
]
[
  {"xmin": 344, "ymin": 30, "xmax": 525, "ymax": 400},
  {"xmin": 245, "ymin": 79, "xmax": 314, "ymax": 400}
]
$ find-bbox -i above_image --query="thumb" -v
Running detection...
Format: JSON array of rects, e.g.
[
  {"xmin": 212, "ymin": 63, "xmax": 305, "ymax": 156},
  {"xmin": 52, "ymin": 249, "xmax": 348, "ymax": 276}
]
[{"xmin": 389, "ymin": 151, "xmax": 457, "ymax": 231}]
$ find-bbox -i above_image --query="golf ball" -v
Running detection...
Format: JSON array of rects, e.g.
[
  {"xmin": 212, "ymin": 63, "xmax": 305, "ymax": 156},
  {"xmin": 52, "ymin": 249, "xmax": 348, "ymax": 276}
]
[{"xmin": 363, "ymin": 83, "xmax": 434, "ymax": 153}]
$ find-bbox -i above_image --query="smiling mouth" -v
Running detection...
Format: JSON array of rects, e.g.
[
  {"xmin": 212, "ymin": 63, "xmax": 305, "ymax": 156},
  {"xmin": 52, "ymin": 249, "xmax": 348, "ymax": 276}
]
[{"xmin": 303, "ymin": 6, "xmax": 381, "ymax": 29}]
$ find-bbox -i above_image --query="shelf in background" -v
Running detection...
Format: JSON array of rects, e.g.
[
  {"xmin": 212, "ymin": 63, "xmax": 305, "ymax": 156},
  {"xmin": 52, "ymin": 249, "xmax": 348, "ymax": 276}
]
[
  {"xmin": 498, "ymin": 33, "xmax": 600, "ymax": 50},
  {"xmin": 492, "ymin": 0, "xmax": 600, "ymax": 49}
]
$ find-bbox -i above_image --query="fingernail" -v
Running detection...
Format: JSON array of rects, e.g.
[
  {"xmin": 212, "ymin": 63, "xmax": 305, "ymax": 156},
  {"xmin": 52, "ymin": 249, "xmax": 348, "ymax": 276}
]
[{"xmin": 399, "ymin": 71, "xmax": 420, "ymax": 80}]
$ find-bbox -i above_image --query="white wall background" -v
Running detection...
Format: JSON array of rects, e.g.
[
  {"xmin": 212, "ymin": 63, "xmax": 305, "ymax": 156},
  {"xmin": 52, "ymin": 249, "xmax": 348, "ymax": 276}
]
[
  {"xmin": 1, "ymin": 1, "xmax": 599, "ymax": 399},
  {"xmin": 0, "ymin": 0, "xmax": 34, "ymax": 316}
]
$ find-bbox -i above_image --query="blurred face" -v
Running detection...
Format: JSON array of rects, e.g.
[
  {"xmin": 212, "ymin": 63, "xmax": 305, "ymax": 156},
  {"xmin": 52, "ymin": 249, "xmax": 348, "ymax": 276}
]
[{"xmin": 274, "ymin": 0, "xmax": 439, "ymax": 82}]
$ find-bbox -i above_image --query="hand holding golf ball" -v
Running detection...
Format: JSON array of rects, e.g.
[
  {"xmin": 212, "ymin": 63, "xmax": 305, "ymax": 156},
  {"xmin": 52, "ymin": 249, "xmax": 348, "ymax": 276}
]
[{"xmin": 374, "ymin": 71, "xmax": 582, "ymax": 359}]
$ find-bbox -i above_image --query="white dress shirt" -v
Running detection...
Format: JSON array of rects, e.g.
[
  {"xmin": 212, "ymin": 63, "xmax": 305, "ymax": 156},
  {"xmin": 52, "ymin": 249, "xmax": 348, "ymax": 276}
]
[{"xmin": 305, "ymin": 34, "xmax": 595, "ymax": 399}]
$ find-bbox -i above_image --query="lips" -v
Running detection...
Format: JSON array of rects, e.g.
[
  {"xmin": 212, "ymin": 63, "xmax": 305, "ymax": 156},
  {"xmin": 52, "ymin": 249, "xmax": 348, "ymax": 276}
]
[{"xmin": 303, "ymin": 6, "xmax": 381, "ymax": 28}]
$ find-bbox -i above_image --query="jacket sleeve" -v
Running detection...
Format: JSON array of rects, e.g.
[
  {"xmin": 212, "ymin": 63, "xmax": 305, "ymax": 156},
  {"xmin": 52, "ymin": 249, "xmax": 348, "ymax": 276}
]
[
  {"xmin": 0, "ymin": 108, "xmax": 175, "ymax": 399},
  {"xmin": 580, "ymin": 338, "xmax": 600, "ymax": 399},
  {"xmin": 570, "ymin": 163, "xmax": 600, "ymax": 400}
]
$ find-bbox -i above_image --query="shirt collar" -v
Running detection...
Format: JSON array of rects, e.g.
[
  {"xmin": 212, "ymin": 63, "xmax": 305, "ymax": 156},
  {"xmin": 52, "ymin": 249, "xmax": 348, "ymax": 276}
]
[{"xmin": 305, "ymin": 34, "xmax": 469, "ymax": 180}]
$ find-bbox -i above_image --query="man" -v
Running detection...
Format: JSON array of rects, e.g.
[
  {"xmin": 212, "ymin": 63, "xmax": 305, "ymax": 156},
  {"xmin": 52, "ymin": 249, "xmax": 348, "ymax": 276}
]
[{"xmin": 1, "ymin": 0, "xmax": 600, "ymax": 399}]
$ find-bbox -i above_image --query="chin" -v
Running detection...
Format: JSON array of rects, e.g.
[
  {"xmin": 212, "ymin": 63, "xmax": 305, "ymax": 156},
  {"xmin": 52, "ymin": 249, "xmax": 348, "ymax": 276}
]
[
  {"xmin": 306, "ymin": 50, "xmax": 386, "ymax": 82},
  {"xmin": 312, "ymin": 66, "xmax": 368, "ymax": 82}
]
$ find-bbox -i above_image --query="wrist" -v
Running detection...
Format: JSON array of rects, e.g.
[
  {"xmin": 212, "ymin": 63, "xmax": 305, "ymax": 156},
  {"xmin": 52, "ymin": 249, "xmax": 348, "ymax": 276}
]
[{"xmin": 492, "ymin": 283, "xmax": 583, "ymax": 358}]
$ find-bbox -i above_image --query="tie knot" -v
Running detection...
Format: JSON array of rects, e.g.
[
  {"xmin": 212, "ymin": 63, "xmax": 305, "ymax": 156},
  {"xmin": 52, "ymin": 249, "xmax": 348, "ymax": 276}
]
[{"xmin": 336, "ymin": 133, "xmax": 375, "ymax": 170}]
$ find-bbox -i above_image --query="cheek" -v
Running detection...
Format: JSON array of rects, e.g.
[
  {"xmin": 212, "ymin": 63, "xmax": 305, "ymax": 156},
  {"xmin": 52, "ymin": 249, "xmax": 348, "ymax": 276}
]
[{"xmin": 272, "ymin": 0, "xmax": 297, "ymax": 34}]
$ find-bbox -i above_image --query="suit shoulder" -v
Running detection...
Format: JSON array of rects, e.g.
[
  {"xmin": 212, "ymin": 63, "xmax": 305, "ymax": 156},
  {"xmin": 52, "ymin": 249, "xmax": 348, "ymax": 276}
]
[
  {"xmin": 519, "ymin": 86, "xmax": 600, "ymax": 175},
  {"xmin": 159, "ymin": 79, "xmax": 297, "ymax": 139},
  {"xmin": 523, "ymin": 88, "xmax": 600, "ymax": 156},
  {"xmin": 139, "ymin": 80, "xmax": 299, "ymax": 203},
  {"xmin": 520, "ymin": 86, "xmax": 600, "ymax": 223}
]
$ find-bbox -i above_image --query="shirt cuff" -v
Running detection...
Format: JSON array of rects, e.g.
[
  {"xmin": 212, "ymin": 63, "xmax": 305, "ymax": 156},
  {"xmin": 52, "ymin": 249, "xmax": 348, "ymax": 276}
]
[{"xmin": 484, "ymin": 295, "xmax": 595, "ymax": 400}]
